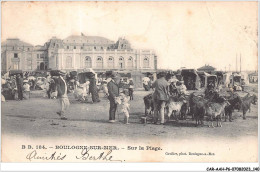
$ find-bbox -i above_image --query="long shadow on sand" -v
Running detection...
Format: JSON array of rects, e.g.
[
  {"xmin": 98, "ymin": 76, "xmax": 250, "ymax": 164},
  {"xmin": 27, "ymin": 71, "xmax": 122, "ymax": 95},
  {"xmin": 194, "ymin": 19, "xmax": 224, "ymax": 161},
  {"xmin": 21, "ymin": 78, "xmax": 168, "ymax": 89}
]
[{"xmin": 164, "ymin": 120, "xmax": 197, "ymax": 127}]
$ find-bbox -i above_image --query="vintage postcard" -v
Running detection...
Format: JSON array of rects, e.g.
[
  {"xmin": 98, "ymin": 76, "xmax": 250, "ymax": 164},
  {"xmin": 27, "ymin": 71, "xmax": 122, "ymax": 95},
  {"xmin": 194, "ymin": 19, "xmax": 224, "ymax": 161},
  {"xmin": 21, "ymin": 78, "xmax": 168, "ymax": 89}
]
[{"xmin": 1, "ymin": 1, "xmax": 258, "ymax": 164}]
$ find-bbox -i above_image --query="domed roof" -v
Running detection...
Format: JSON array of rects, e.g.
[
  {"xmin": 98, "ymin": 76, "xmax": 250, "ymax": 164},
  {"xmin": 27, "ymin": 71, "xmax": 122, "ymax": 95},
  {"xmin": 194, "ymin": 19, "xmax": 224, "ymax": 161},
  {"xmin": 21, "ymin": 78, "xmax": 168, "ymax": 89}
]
[{"xmin": 63, "ymin": 35, "xmax": 115, "ymax": 45}]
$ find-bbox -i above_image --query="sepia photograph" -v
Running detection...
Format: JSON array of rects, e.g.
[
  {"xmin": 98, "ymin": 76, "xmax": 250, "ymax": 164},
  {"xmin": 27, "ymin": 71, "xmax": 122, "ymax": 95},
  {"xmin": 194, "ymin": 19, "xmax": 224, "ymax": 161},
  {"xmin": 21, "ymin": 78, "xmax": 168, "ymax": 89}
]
[{"xmin": 1, "ymin": 1, "xmax": 258, "ymax": 164}]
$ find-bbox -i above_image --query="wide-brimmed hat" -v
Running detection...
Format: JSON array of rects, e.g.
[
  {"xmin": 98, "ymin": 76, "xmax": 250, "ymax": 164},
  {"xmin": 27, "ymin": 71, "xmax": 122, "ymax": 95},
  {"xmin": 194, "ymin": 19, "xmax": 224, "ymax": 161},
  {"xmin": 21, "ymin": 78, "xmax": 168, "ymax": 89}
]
[
  {"xmin": 57, "ymin": 70, "xmax": 66, "ymax": 76},
  {"xmin": 119, "ymin": 92, "xmax": 125, "ymax": 97}
]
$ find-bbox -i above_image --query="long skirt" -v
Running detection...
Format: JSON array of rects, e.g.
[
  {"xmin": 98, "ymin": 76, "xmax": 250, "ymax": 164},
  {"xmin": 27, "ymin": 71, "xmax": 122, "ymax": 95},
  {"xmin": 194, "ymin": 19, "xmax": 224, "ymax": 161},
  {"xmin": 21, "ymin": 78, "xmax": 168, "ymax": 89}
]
[
  {"xmin": 23, "ymin": 91, "xmax": 30, "ymax": 100},
  {"xmin": 90, "ymin": 89, "xmax": 100, "ymax": 102}
]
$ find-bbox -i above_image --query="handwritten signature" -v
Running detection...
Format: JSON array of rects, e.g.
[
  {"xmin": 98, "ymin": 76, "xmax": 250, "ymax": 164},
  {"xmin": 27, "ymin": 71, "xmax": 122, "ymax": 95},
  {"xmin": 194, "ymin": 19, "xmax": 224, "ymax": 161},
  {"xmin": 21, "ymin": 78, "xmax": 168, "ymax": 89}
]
[
  {"xmin": 26, "ymin": 150, "xmax": 66, "ymax": 161},
  {"xmin": 76, "ymin": 148, "xmax": 122, "ymax": 162},
  {"xmin": 26, "ymin": 149, "xmax": 122, "ymax": 162}
]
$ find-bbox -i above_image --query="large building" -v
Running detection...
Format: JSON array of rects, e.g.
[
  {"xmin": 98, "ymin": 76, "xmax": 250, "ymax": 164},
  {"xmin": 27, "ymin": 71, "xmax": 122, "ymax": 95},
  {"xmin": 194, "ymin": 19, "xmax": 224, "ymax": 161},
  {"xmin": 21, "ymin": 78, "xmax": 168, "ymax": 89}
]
[
  {"xmin": 1, "ymin": 35, "xmax": 157, "ymax": 87},
  {"xmin": 2, "ymin": 35, "xmax": 157, "ymax": 72}
]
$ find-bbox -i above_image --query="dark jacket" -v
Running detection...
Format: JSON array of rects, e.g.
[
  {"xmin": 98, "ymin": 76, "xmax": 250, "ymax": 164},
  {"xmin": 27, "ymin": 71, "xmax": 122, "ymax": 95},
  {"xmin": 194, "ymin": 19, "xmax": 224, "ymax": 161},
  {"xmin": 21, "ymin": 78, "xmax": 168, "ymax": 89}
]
[
  {"xmin": 107, "ymin": 80, "xmax": 119, "ymax": 99},
  {"xmin": 16, "ymin": 77, "xmax": 23, "ymax": 87},
  {"xmin": 49, "ymin": 79, "xmax": 57, "ymax": 92},
  {"xmin": 55, "ymin": 76, "xmax": 67, "ymax": 98},
  {"xmin": 129, "ymin": 80, "xmax": 134, "ymax": 86},
  {"xmin": 152, "ymin": 77, "xmax": 169, "ymax": 101}
]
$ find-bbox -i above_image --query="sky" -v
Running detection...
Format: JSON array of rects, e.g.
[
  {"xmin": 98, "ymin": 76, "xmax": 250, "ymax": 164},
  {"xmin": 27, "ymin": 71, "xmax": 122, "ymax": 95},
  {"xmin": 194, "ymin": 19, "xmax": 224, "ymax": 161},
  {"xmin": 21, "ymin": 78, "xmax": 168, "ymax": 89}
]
[{"xmin": 1, "ymin": 1, "xmax": 258, "ymax": 71}]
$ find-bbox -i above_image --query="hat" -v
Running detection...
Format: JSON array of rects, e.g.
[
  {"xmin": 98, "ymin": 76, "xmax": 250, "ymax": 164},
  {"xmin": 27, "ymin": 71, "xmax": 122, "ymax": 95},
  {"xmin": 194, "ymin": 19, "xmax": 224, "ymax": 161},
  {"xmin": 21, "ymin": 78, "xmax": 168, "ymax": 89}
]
[
  {"xmin": 158, "ymin": 72, "xmax": 166, "ymax": 77},
  {"xmin": 119, "ymin": 92, "xmax": 125, "ymax": 97},
  {"xmin": 58, "ymin": 70, "xmax": 66, "ymax": 76},
  {"xmin": 110, "ymin": 71, "xmax": 118, "ymax": 78}
]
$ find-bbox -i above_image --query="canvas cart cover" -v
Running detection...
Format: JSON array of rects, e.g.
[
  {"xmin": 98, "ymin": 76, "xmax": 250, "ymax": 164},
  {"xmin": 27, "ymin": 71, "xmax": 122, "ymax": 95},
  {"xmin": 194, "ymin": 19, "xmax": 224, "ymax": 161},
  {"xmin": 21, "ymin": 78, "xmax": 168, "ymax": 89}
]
[
  {"xmin": 118, "ymin": 72, "xmax": 131, "ymax": 78},
  {"xmin": 35, "ymin": 71, "xmax": 48, "ymax": 77},
  {"xmin": 105, "ymin": 71, "xmax": 115, "ymax": 77},
  {"xmin": 207, "ymin": 74, "xmax": 218, "ymax": 87},
  {"xmin": 233, "ymin": 73, "xmax": 242, "ymax": 86},
  {"xmin": 240, "ymin": 72, "xmax": 249, "ymax": 85},
  {"xmin": 197, "ymin": 71, "xmax": 210, "ymax": 88},
  {"xmin": 78, "ymin": 71, "xmax": 96, "ymax": 84},
  {"xmin": 213, "ymin": 71, "xmax": 224, "ymax": 85},
  {"xmin": 78, "ymin": 68, "xmax": 95, "ymax": 73},
  {"xmin": 181, "ymin": 69, "xmax": 200, "ymax": 90},
  {"xmin": 50, "ymin": 70, "xmax": 61, "ymax": 77},
  {"xmin": 70, "ymin": 71, "xmax": 78, "ymax": 77},
  {"xmin": 9, "ymin": 70, "xmax": 23, "ymax": 77},
  {"xmin": 223, "ymin": 72, "xmax": 232, "ymax": 87}
]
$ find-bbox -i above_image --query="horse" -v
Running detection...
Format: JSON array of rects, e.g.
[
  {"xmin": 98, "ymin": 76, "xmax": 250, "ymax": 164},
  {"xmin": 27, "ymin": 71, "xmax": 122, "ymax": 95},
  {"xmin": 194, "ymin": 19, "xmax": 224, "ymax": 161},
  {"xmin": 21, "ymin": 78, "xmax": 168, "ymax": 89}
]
[
  {"xmin": 165, "ymin": 95, "xmax": 186, "ymax": 122},
  {"xmin": 240, "ymin": 94, "xmax": 257, "ymax": 119},
  {"xmin": 224, "ymin": 93, "xmax": 242, "ymax": 122}
]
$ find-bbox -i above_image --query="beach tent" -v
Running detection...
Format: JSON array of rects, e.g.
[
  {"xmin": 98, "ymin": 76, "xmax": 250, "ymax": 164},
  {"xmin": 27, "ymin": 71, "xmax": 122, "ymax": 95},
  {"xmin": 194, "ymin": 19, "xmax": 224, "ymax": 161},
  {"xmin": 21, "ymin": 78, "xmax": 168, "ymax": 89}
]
[
  {"xmin": 223, "ymin": 72, "xmax": 232, "ymax": 87},
  {"xmin": 240, "ymin": 72, "xmax": 249, "ymax": 85},
  {"xmin": 181, "ymin": 69, "xmax": 200, "ymax": 90},
  {"xmin": 78, "ymin": 69, "xmax": 96, "ymax": 84},
  {"xmin": 9, "ymin": 70, "xmax": 23, "ymax": 77},
  {"xmin": 197, "ymin": 71, "xmax": 210, "ymax": 88}
]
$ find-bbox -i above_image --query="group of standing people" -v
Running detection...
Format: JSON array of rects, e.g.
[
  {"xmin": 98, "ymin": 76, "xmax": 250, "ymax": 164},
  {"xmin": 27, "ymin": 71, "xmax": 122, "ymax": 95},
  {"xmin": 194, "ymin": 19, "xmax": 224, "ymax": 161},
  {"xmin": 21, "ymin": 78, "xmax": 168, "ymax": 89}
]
[
  {"xmin": 107, "ymin": 72, "xmax": 134, "ymax": 124},
  {"xmin": 51, "ymin": 70, "xmax": 134, "ymax": 122},
  {"xmin": 151, "ymin": 72, "xmax": 187, "ymax": 124},
  {"xmin": 2, "ymin": 70, "xmax": 135, "ymax": 123},
  {"xmin": 2, "ymin": 74, "xmax": 31, "ymax": 101}
]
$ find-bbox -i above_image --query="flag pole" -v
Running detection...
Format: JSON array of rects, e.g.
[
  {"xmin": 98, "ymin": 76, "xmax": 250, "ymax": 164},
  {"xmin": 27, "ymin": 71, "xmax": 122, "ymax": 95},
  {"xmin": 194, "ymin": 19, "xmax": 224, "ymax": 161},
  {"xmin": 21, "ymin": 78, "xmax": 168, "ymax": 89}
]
[
  {"xmin": 236, "ymin": 53, "xmax": 237, "ymax": 72},
  {"xmin": 240, "ymin": 53, "xmax": 241, "ymax": 72}
]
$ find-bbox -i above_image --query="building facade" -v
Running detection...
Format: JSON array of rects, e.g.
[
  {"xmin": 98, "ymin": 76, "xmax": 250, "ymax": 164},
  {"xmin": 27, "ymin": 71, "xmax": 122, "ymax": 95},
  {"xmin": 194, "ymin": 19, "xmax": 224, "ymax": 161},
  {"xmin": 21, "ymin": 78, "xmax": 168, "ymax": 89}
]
[
  {"xmin": 1, "ymin": 35, "xmax": 157, "ymax": 74},
  {"xmin": 1, "ymin": 39, "xmax": 48, "ymax": 72}
]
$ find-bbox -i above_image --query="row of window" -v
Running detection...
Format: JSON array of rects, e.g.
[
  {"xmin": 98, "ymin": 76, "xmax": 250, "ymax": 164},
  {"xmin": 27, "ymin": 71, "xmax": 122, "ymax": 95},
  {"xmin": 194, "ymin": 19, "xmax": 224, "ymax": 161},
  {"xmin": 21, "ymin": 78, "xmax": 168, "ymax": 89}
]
[
  {"xmin": 66, "ymin": 46, "xmax": 110, "ymax": 50},
  {"xmin": 12, "ymin": 60, "xmax": 47, "ymax": 70},
  {"xmin": 64, "ymin": 56, "xmax": 150, "ymax": 69},
  {"xmin": 12, "ymin": 55, "xmax": 150, "ymax": 70},
  {"xmin": 37, "ymin": 53, "xmax": 46, "ymax": 59},
  {"xmin": 10, "ymin": 47, "xmax": 31, "ymax": 51},
  {"xmin": 13, "ymin": 53, "xmax": 46, "ymax": 59}
]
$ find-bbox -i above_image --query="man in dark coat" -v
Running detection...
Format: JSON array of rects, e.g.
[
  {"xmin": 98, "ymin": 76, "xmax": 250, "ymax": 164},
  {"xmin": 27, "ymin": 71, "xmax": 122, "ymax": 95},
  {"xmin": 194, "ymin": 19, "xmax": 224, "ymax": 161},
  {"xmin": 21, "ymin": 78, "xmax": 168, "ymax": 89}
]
[
  {"xmin": 128, "ymin": 78, "xmax": 134, "ymax": 100},
  {"xmin": 107, "ymin": 72, "xmax": 119, "ymax": 123},
  {"xmin": 55, "ymin": 70, "xmax": 70, "ymax": 120},
  {"xmin": 16, "ymin": 74, "xmax": 23, "ymax": 100},
  {"xmin": 152, "ymin": 72, "xmax": 169, "ymax": 124}
]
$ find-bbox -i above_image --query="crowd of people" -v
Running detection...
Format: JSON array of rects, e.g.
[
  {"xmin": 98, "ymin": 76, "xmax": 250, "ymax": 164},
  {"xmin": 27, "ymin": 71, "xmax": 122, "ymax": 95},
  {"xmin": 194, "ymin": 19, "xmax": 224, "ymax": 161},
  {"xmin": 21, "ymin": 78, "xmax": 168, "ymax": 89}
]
[
  {"xmin": 2, "ymin": 69, "xmax": 248, "ymax": 126},
  {"xmin": 1, "ymin": 74, "xmax": 32, "ymax": 101},
  {"xmin": 1, "ymin": 70, "xmax": 188, "ymax": 124},
  {"xmin": 1, "ymin": 70, "xmax": 135, "ymax": 124},
  {"xmin": 55, "ymin": 70, "xmax": 135, "ymax": 122}
]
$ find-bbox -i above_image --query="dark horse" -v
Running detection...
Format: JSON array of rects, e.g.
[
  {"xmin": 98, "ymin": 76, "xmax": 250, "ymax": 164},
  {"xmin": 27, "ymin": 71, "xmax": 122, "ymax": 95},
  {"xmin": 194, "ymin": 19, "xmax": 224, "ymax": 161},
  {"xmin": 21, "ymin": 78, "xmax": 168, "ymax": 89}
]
[
  {"xmin": 224, "ymin": 93, "xmax": 242, "ymax": 122},
  {"xmin": 240, "ymin": 94, "xmax": 257, "ymax": 119}
]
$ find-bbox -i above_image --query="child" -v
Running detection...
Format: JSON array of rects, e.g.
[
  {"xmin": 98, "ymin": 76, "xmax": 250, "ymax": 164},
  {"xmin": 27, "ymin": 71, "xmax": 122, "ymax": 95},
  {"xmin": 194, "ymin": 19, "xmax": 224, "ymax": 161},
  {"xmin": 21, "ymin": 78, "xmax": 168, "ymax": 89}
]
[
  {"xmin": 119, "ymin": 92, "xmax": 130, "ymax": 124},
  {"xmin": 128, "ymin": 78, "xmax": 134, "ymax": 100},
  {"xmin": 49, "ymin": 79, "xmax": 57, "ymax": 99},
  {"xmin": 102, "ymin": 80, "xmax": 109, "ymax": 97},
  {"xmin": 23, "ymin": 80, "xmax": 30, "ymax": 100}
]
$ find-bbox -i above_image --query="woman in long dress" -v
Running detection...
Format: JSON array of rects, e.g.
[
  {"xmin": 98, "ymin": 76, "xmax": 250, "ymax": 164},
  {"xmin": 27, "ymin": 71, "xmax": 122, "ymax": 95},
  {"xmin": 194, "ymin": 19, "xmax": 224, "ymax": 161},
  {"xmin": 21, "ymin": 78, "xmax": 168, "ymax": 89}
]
[{"xmin": 89, "ymin": 75, "xmax": 100, "ymax": 103}]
